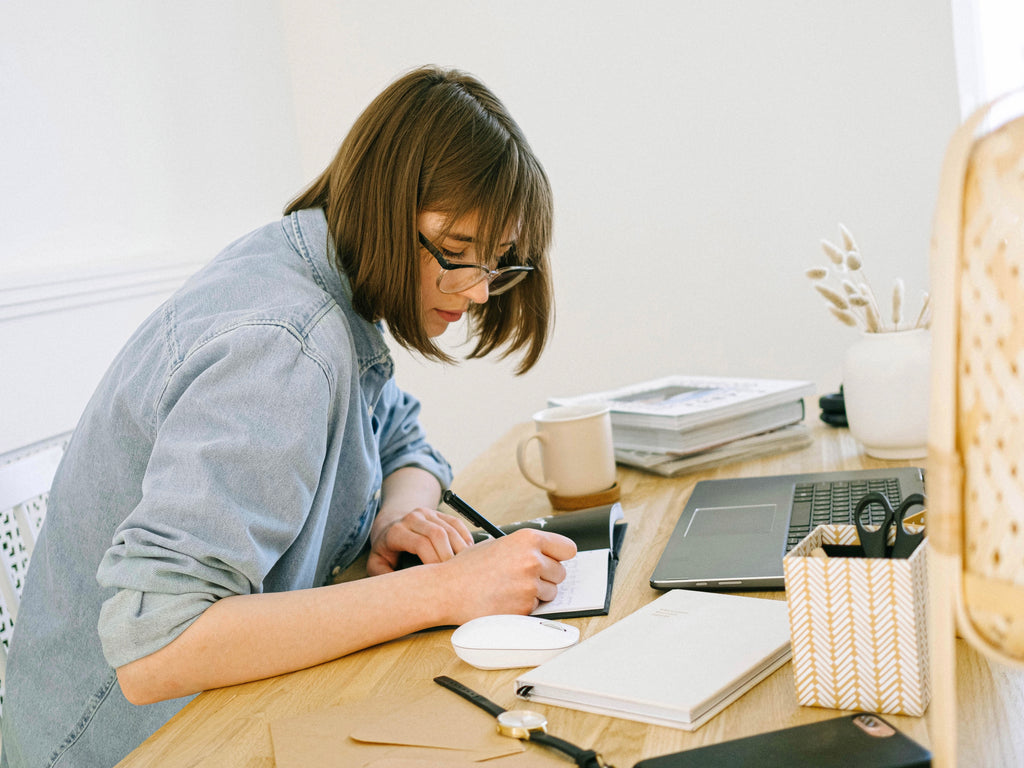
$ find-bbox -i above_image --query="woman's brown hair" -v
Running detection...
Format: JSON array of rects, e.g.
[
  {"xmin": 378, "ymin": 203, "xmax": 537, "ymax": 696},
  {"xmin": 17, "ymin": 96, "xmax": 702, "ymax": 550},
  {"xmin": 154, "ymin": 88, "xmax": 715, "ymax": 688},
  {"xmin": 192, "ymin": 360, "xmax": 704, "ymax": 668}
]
[{"xmin": 286, "ymin": 66, "xmax": 553, "ymax": 374}]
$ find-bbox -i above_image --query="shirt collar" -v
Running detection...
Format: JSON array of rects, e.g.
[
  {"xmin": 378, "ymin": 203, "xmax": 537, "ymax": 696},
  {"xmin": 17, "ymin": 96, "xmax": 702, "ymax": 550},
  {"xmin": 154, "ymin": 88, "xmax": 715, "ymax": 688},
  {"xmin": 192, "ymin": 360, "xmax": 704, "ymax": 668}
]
[{"xmin": 288, "ymin": 208, "xmax": 393, "ymax": 376}]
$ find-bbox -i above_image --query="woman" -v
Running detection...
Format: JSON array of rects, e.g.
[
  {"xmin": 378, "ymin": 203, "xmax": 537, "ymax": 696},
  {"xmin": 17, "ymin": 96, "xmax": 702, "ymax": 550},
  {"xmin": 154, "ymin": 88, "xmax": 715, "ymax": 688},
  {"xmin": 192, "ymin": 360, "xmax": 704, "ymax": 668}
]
[{"xmin": 1, "ymin": 66, "xmax": 575, "ymax": 768}]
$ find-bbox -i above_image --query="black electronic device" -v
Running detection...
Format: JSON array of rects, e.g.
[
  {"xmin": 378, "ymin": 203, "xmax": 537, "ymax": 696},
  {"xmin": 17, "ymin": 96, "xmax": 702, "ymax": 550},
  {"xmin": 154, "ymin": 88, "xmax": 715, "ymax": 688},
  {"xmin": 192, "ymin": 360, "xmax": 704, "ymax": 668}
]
[
  {"xmin": 818, "ymin": 386, "xmax": 848, "ymax": 427},
  {"xmin": 633, "ymin": 713, "xmax": 930, "ymax": 768}
]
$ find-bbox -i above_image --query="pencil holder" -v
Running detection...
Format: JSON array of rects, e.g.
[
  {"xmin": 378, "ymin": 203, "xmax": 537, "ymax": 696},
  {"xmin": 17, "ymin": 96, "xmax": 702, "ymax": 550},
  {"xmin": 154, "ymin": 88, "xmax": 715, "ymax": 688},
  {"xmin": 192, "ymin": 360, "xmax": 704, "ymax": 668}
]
[{"xmin": 783, "ymin": 524, "xmax": 929, "ymax": 717}]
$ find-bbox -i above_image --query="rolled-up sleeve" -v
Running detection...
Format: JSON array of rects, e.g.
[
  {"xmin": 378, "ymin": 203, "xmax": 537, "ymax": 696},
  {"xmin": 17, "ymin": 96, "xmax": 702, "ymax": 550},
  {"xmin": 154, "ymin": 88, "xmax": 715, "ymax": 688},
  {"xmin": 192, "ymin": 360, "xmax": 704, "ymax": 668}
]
[
  {"xmin": 375, "ymin": 380, "xmax": 452, "ymax": 488},
  {"xmin": 97, "ymin": 322, "xmax": 337, "ymax": 668}
]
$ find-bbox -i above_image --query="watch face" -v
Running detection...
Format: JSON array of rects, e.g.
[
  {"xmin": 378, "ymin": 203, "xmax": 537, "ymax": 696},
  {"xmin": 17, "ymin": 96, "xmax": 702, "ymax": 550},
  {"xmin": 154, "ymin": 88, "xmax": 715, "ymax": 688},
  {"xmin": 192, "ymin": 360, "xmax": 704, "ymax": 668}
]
[{"xmin": 497, "ymin": 709, "xmax": 548, "ymax": 731}]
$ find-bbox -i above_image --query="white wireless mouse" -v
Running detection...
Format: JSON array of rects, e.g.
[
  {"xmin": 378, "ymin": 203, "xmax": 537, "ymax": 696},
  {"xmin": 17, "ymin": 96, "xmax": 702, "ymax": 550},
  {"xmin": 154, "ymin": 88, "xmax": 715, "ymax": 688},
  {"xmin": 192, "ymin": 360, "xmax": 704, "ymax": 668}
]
[{"xmin": 451, "ymin": 614, "xmax": 580, "ymax": 670}]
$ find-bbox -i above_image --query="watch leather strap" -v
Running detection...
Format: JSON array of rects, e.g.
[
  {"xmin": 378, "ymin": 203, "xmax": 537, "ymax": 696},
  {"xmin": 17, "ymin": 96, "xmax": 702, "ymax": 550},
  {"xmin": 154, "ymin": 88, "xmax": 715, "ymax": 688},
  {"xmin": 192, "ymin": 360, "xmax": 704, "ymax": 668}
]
[
  {"xmin": 434, "ymin": 675, "xmax": 506, "ymax": 718},
  {"xmin": 434, "ymin": 676, "xmax": 612, "ymax": 768},
  {"xmin": 530, "ymin": 731, "xmax": 607, "ymax": 767}
]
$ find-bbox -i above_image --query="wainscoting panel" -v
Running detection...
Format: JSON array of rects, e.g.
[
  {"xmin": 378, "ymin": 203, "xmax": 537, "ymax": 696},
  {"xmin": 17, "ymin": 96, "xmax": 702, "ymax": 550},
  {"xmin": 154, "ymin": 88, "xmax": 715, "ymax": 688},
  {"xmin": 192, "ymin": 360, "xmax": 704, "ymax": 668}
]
[{"xmin": 0, "ymin": 263, "xmax": 199, "ymax": 454}]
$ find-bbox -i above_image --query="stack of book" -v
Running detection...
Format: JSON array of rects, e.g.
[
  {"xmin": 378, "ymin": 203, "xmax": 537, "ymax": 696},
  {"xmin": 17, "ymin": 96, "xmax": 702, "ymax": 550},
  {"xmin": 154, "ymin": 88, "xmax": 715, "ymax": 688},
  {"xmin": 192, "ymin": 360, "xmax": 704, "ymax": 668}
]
[{"xmin": 548, "ymin": 375, "xmax": 815, "ymax": 477}]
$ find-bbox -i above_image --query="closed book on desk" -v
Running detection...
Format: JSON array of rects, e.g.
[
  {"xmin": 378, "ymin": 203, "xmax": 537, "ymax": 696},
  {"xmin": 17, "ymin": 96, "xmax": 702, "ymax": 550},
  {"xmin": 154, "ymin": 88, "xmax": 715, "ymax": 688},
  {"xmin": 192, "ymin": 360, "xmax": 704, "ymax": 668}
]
[
  {"xmin": 615, "ymin": 423, "xmax": 813, "ymax": 476},
  {"xmin": 549, "ymin": 375, "xmax": 814, "ymax": 434},
  {"xmin": 610, "ymin": 399, "xmax": 807, "ymax": 454},
  {"xmin": 515, "ymin": 589, "xmax": 791, "ymax": 730}
]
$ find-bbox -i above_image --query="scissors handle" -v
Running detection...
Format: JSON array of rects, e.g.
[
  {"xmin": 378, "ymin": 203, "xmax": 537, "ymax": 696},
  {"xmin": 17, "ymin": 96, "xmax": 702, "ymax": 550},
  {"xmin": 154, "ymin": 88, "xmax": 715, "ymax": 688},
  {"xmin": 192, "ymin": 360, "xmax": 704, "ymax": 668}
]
[
  {"xmin": 890, "ymin": 493, "xmax": 926, "ymax": 559},
  {"xmin": 854, "ymin": 491, "xmax": 895, "ymax": 558}
]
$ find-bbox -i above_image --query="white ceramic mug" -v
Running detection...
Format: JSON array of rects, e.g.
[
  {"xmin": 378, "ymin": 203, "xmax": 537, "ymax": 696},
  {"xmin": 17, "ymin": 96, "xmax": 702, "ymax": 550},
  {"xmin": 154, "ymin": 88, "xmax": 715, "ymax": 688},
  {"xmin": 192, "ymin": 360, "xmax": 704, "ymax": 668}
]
[{"xmin": 516, "ymin": 404, "xmax": 617, "ymax": 497}]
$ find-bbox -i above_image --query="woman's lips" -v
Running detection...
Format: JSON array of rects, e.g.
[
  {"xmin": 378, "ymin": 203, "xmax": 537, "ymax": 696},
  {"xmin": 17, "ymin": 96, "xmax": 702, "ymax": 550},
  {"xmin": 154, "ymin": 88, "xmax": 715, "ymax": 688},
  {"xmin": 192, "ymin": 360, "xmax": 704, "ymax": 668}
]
[{"xmin": 436, "ymin": 309, "xmax": 464, "ymax": 323}]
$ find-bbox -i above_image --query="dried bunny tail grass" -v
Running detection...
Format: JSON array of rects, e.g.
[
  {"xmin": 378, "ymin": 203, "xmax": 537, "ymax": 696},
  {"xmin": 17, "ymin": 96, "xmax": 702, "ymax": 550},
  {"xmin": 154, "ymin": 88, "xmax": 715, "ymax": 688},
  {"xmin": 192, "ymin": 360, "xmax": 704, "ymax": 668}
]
[
  {"xmin": 914, "ymin": 291, "xmax": 931, "ymax": 329},
  {"xmin": 815, "ymin": 284, "xmax": 850, "ymax": 310},
  {"xmin": 892, "ymin": 278, "xmax": 905, "ymax": 328},
  {"xmin": 829, "ymin": 307, "xmax": 859, "ymax": 327},
  {"xmin": 856, "ymin": 281, "xmax": 882, "ymax": 320},
  {"xmin": 809, "ymin": 223, "xmax": 923, "ymax": 333},
  {"xmin": 865, "ymin": 302, "xmax": 883, "ymax": 332},
  {"xmin": 839, "ymin": 223, "xmax": 859, "ymax": 253},
  {"xmin": 821, "ymin": 239, "xmax": 846, "ymax": 265},
  {"xmin": 918, "ymin": 302, "xmax": 932, "ymax": 329}
]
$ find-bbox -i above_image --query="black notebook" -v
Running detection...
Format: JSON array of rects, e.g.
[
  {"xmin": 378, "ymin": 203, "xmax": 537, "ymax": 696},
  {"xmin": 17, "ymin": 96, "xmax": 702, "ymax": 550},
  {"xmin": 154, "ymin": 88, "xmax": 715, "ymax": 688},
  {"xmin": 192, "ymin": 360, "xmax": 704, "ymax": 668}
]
[
  {"xmin": 493, "ymin": 503, "xmax": 626, "ymax": 619},
  {"xmin": 399, "ymin": 503, "xmax": 626, "ymax": 619}
]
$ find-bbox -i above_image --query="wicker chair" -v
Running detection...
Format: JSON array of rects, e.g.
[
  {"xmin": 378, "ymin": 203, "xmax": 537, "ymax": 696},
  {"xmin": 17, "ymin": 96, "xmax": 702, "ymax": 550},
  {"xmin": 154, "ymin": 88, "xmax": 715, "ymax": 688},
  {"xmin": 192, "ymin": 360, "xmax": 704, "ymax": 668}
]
[
  {"xmin": 929, "ymin": 88, "xmax": 1024, "ymax": 766},
  {"xmin": 0, "ymin": 432, "xmax": 72, "ymax": 712}
]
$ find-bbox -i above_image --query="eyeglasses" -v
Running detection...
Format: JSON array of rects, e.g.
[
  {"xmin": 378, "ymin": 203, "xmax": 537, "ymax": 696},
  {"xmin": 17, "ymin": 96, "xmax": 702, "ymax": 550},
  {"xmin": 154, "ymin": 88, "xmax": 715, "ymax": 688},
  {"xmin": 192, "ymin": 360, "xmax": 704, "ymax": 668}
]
[{"xmin": 418, "ymin": 232, "xmax": 533, "ymax": 296}]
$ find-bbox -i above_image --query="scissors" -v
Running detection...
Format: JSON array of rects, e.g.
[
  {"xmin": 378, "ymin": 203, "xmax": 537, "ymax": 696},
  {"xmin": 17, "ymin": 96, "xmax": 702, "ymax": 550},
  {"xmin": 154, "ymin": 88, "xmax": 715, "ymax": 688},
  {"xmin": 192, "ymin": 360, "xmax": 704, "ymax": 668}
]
[{"xmin": 854, "ymin": 491, "xmax": 926, "ymax": 558}]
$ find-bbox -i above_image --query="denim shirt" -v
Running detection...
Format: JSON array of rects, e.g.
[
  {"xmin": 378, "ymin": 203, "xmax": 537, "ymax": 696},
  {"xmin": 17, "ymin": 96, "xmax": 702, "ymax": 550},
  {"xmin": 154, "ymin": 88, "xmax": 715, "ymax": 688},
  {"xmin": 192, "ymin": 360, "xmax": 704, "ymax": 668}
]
[{"xmin": 0, "ymin": 208, "xmax": 452, "ymax": 768}]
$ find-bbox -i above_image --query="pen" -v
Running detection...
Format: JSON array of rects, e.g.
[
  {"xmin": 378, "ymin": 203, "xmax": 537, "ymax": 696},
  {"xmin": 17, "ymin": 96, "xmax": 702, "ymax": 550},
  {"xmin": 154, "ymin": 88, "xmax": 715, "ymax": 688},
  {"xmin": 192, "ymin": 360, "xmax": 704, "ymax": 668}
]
[{"xmin": 442, "ymin": 489, "xmax": 506, "ymax": 538}]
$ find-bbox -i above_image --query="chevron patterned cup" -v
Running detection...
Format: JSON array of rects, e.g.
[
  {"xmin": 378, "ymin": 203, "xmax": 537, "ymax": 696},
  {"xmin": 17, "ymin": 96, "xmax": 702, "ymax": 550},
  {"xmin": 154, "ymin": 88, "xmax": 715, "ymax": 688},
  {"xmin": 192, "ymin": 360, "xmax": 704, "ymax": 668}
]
[{"xmin": 783, "ymin": 524, "xmax": 930, "ymax": 717}]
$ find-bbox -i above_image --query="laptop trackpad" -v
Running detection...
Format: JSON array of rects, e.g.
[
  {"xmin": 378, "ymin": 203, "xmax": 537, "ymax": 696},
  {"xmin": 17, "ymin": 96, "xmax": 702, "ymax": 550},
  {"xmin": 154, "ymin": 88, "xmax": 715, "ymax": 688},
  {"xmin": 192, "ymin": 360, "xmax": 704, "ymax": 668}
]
[{"xmin": 685, "ymin": 504, "xmax": 777, "ymax": 536}]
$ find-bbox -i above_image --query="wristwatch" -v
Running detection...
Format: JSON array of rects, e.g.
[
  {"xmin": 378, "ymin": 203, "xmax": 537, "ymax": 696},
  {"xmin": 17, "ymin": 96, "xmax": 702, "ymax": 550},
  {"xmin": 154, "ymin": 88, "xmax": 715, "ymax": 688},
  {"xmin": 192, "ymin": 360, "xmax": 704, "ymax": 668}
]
[{"xmin": 434, "ymin": 675, "xmax": 612, "ymax": 767}]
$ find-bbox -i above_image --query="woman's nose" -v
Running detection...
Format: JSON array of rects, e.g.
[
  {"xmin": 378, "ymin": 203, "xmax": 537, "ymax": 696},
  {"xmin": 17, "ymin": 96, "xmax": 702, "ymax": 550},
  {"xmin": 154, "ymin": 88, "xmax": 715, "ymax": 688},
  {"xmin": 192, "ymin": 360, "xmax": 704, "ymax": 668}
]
[{"xmin": 460, "ymin": 279, "xmax": 490, "ymax": 304}]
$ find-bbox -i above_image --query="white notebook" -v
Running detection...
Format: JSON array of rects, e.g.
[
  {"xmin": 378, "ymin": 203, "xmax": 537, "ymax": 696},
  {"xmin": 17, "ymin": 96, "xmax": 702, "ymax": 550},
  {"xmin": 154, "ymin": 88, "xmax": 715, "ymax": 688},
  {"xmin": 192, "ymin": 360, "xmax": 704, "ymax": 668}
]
[{"xmin": 515, "ymin": 589, "xmax": 792, "ymax": 730}]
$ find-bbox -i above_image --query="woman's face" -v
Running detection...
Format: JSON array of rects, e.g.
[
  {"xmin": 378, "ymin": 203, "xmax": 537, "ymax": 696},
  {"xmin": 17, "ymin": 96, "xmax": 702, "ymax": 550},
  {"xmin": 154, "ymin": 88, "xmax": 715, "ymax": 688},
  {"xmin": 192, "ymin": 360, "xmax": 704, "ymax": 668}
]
[{"xmin": 416, "ymin": 210, "xmax": 515, "ymax": 337}]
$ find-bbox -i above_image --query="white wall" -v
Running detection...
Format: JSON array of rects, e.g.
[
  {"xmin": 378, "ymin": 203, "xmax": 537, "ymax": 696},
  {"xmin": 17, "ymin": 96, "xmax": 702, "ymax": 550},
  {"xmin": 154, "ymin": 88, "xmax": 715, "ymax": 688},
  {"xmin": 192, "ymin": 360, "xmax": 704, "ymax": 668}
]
[
  {"xmin": 2, "ymin": 1, "xmax": 961, "ymax": 475},
  {"xmin": 282, "ymin": 0, "xmax": 961, "ymax": 471},
  {"xmin": 0, "ymin": 1, "xmax": 304, "ymax": 453},
  {"xmin": 1, "ymin": 1, "xmax": 301, "ymax": 276}
]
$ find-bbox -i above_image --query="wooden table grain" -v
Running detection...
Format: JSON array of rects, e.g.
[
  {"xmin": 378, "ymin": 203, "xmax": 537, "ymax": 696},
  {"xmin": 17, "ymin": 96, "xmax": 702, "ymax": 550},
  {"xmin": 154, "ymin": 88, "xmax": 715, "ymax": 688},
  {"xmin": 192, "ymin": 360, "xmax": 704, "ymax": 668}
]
[{"xmin": 116, "ymin": 421, "xmax": 1024, "ymax": 768}]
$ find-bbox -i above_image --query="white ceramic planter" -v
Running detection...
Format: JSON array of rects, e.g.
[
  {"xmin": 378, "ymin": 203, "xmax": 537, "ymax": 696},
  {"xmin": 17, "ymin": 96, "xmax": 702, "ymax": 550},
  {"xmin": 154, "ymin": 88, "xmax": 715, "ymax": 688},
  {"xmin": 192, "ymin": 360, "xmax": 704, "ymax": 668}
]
[{"xmin": 842, "ymin": 328, "xmax": 931, "ymax": 459}]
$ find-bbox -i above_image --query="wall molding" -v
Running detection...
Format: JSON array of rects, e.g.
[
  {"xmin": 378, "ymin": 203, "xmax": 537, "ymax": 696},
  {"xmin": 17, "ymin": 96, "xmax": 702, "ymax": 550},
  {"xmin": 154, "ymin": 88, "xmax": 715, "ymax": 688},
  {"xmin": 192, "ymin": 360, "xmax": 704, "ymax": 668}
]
[{"xmin": 0, "ymin": 262, "xmax": 202, "ymax": 322}]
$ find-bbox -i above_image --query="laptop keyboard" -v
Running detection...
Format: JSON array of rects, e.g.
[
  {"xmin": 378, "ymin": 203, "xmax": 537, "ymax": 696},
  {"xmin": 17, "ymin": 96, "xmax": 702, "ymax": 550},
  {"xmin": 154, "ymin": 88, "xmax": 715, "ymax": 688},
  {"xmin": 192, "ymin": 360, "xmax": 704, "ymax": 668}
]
[{"xmin": 785, "ymin": 478, "xmax": 902, "ymax": 552}]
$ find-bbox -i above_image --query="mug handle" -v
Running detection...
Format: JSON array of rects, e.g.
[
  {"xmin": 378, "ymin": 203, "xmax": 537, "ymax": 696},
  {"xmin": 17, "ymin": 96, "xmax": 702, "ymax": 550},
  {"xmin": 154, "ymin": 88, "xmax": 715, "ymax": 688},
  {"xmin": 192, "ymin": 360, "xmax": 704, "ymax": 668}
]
[{"xmin": 516, "ymin": 433, "xmax": 555, "ymax": 492}]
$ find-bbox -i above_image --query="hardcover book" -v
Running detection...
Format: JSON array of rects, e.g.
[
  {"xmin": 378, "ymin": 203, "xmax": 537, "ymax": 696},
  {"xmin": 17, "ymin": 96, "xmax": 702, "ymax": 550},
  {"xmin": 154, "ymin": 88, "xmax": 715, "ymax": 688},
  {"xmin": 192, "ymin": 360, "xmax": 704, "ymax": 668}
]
[
  {"xmin": 515, "ymin": 589, "xmax": 791, "ymax": 730},
  {"xmin": 548, "ymin": 375, "xmax": 815, "ymax": 454}
]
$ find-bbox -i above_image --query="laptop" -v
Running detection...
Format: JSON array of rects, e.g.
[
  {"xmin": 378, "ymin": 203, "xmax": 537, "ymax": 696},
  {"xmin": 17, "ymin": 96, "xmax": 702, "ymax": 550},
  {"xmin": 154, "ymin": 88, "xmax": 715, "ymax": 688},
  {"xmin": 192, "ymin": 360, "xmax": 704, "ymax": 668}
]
[{"xmin": 649, "ymin": 467, "xmax": 926, "ymax": 590}]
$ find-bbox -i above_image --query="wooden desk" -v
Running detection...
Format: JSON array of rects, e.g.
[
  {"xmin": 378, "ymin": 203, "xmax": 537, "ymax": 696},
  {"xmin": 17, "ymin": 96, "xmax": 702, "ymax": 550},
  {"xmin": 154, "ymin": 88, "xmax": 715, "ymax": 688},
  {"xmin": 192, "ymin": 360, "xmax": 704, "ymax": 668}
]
[{"xmin": 117, "ymin": 421, "xmax": 1024, "ymax": 767}]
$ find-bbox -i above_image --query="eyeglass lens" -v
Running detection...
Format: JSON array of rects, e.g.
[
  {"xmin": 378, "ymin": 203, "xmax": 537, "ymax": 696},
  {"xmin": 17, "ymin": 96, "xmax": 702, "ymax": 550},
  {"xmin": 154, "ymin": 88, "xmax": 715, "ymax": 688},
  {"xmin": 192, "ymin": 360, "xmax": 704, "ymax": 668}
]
[{"xmin": 437, "ymin": 267, "xmax": 529, "ymax": 295}]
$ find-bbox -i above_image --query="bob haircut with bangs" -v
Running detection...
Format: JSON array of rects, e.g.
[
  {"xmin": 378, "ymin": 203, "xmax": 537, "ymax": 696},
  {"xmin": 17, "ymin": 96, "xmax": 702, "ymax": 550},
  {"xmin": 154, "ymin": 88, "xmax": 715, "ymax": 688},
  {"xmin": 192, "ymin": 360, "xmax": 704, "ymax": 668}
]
[{"xmin": 286, "ymin": 65, "xmax": 554, "ymax": 375}]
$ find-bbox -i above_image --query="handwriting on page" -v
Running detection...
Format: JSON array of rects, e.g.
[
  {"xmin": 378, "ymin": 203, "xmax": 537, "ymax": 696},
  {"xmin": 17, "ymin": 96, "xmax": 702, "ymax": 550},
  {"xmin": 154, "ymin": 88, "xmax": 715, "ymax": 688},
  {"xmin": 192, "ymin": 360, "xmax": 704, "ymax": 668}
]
[{"xmin": 532, "ymin": 549, "xmax": 609, "ymax": 616}]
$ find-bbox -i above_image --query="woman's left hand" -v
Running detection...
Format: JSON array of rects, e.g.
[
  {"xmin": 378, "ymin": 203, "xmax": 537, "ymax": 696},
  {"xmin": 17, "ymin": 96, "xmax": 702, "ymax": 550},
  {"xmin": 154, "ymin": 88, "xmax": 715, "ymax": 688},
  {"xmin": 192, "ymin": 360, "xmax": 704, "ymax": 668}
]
[{"xmin": 367, "ymin": 507, "xmax": 475, "ymax": 575}]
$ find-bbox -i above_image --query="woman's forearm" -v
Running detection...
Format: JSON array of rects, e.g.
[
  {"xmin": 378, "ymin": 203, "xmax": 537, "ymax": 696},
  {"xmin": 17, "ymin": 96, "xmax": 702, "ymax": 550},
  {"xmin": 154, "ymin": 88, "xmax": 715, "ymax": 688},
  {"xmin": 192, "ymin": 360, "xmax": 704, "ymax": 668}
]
[{"xmin": 116, "ymin": 563, "xmax": 454, "ymax": 705}]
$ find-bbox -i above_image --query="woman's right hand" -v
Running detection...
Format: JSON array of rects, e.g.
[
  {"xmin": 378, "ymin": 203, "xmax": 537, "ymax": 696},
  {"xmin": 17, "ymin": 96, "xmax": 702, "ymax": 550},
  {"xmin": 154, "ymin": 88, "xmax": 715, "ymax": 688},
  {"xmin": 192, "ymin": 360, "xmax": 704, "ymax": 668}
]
[{"xmin": 435, "ymin": 528, "xmax": 578, "ymax": 624}]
